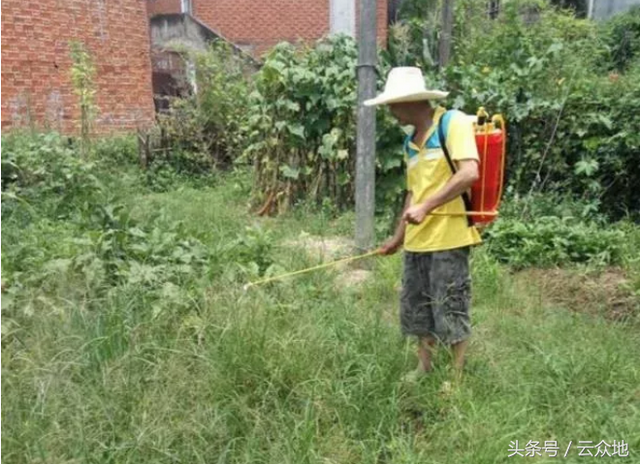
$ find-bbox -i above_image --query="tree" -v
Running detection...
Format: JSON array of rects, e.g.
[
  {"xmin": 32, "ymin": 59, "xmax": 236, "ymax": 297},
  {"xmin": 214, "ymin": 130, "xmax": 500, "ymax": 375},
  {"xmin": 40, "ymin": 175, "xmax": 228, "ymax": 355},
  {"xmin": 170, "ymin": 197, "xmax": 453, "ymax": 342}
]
[{"xmin": 439, "ymin": 0, "xmax": 456, "ymax": 68}]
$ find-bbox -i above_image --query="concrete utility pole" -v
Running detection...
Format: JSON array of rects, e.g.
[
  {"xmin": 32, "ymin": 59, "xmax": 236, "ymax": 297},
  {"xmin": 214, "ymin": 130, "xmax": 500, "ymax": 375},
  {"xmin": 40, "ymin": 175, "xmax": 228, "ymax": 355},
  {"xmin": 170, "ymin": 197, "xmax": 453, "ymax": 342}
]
[
  {"xmin": 355, "ymin": 0, "xmax": 377, "ymax": 250},
  {"xmin": 438, "ymin": 0, "xmax": 455, "ymax": 68}
]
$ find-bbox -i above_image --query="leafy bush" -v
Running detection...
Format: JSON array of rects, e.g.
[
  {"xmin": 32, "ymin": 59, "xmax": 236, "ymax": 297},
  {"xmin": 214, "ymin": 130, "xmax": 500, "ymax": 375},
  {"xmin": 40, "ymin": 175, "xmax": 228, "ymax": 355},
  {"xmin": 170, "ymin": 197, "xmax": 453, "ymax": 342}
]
[
  {"xmin": 484, "ymin": 216, "xmax": 626, "ymax": 268},
  {"xmin": 93, "ymin": 135, "xmax": 139, "ymax": 169},
  {"xmin": 243, "ymin": 37, "xmax": 357, "ymax": 213},
  {"xmin": 229, "ymin": 225, "xmax": 276, "ymax": 276},
  {"xmin": 483, "ymin": 192, "xmax": 630, "ymax": 268},
  {"xmin": 156, "ymin": 42, "xmax": 254, "ymax": 171},
  {"xmin": 81, "ymin": 204, "xmax": 211, "ymax": 286},
  {"xmin": 2, "ymin": 219, "xmax": 214, "ymax": 335},
  {"xmin": 603, "ymin": 5, "xmax": 640, "ymax": 71},
  {"xmin": 2, "ymin": 171, "xmax": 217, "ymax": 314},
  {"xmin": 498, "ymin": 191, "xmax": 609, "ymax": 224},
  {"xmin": 454, "ymin": 0, "xmax": 604, "ymax": 77},
  {"xmin": 139, "ymin": 147, "xmax": 220, "ymax": 192},
  {"xmin": 0, "ymin": 132, "xmax": 220, "ymax": 311},
  {"xmin": 243, "ymin": 35, "xmax": 404, "ymax": 214},
  {"xmin": 1, "ymin": 132, "xmax": 103, "ymax": 219}
]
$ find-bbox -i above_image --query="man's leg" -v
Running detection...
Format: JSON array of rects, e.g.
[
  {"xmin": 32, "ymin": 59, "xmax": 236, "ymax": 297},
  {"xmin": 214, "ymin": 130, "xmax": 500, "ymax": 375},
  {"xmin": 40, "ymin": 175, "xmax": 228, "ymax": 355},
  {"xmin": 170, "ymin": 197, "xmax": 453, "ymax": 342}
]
[
  {"xmin": 429, "ymin": 247, "xmax": 472, "ymax": 375},
  {"xmin": 417, "ymin": 336, "xmax": 436, "ymax": 372},
  {"xmin": 401, "ymin": 252, "xmax": 436, "ymax": 380},
  {"xmin": 451, "ymin": 339, "xmax": 469, "ymax": 372}
]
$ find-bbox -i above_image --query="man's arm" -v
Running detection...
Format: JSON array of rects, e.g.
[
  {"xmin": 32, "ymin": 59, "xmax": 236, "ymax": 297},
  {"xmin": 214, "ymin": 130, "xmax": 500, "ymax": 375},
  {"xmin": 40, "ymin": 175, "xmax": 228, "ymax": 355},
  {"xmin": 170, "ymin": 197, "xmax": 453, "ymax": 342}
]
[
  {"xmin": 379, "ymin": 191, "xmax": 412, "ymax": 255},
  {"xmin": 403, "ymin": 160, "xmax": 478, "ymax": 225}
]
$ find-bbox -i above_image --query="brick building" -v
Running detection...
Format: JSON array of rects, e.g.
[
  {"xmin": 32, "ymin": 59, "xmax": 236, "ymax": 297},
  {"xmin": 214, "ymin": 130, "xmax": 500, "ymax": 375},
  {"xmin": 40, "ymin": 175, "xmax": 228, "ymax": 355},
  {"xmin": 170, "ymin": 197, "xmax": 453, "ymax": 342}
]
[
  {"xmin": 1, "ymin": 0, "xmax": 389, "ymax": 134},
  {"xmin": 147, "ymin": 0, "xmax": 388, "ymax": 56},
  {"xmin": 1, "ymin": 0, "xmax": 155, "ymax": 133}
]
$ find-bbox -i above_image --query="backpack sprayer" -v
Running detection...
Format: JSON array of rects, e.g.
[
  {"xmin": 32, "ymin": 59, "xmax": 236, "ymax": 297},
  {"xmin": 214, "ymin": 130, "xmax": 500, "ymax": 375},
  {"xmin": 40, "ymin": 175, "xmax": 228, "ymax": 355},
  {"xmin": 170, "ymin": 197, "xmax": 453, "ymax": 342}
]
[
  {"xmin": 245, "ymin": 108, "xmax": 507, "ymax": 290},
  {"xmin": 430, "ymin": 107, "xmax": 507, "ymax": 226}
]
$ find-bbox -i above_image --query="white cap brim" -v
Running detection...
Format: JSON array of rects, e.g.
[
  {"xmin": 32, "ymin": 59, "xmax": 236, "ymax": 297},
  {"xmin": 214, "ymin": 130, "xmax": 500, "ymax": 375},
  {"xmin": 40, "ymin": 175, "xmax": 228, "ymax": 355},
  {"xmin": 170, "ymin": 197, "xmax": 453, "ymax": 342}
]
[{"xmin": 364, "ymin": 90, "xmax": 449, "ymax": 107}]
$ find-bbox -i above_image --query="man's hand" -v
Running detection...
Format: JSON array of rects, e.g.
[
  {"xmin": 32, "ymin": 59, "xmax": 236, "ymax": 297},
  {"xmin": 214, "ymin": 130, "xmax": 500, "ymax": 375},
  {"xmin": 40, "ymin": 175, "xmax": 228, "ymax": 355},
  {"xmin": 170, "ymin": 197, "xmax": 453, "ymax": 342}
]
[
  {"xmin": 402, "ymin": 203, "xmax": 431, "ymax": 225},
  {"xmin": 379, "ymin": 236, "xmax": 403, "ymax": 256}
]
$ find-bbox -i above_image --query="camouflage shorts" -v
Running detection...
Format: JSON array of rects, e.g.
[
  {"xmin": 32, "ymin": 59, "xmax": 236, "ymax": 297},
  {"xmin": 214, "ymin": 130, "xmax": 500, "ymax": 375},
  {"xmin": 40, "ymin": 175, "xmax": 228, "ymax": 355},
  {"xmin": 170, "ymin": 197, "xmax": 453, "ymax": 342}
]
[{"xmin": 400, "ymin": 247, "xmax": 472, "ymax": 345}]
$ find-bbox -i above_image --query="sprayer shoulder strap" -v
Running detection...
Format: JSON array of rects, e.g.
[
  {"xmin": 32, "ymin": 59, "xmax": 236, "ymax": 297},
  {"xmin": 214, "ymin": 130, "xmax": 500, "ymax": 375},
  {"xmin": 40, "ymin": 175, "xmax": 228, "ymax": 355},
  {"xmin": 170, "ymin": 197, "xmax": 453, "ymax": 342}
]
[{"xmin": 437, "ymin": 110, "xmax": 473, "ymax": 227}]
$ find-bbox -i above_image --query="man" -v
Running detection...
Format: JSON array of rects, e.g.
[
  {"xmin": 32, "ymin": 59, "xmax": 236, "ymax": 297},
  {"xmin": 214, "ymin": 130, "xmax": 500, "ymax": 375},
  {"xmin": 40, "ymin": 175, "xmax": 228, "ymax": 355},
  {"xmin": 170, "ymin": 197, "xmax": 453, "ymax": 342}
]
[{"xmin": 365, "ymin": 67, "xmax": 482, "ymax": 380}]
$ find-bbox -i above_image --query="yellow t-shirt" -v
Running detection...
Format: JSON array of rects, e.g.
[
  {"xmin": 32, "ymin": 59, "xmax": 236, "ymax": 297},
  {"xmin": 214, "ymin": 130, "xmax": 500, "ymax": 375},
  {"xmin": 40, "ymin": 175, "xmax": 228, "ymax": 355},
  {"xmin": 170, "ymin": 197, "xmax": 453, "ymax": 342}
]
[{"xmin": 403, "ymin": 107, "xmax": 482, "ymax": 252}]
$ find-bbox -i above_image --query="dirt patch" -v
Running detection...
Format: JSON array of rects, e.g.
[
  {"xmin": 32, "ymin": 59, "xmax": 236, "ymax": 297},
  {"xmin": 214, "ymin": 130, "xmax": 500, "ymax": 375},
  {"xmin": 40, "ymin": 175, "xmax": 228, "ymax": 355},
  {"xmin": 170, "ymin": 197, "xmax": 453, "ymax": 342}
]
[
  {"xmin": 516, "ymin": 268, "xmax": 638, "ymax": 321},
  {"xmin": 283, "ymin": 233, "xmax": 355, "ymax": 262},
  {"xmin": 284, "ymin": 233, "xmax": 377, "ymax": 288}
]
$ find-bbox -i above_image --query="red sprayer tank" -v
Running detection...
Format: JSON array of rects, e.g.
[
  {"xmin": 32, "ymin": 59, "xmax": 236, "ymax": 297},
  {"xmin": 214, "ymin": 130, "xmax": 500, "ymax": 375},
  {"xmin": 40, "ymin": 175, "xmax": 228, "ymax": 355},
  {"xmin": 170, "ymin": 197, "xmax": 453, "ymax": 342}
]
[{"xmin": 470, "ymin": 109, "xmax": 506, "ymax": 226}]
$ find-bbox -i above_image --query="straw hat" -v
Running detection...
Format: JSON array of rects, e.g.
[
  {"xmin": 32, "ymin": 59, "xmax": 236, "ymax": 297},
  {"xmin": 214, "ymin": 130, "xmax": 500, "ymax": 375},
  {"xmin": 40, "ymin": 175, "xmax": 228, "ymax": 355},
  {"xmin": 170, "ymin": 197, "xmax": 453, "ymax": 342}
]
[{"xmin": 364, "ymin": 67, "xmax": 448, "ymax": 107}]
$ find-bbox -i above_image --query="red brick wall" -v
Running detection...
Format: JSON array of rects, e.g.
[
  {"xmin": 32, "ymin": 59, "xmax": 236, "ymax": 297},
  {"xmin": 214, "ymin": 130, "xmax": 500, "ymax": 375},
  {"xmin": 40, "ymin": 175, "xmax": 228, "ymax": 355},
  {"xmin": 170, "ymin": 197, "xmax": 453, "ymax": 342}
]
[
  {"xmin": 192, "ymin": 0, "xmax": 324, "ymax": 55},
  {"xmin": 147, "ymin": 0, "xmax": 389, "ymax": 57},
  {"xmin": 1, "ymin": 0, "xmax": 155, "ymax": 133},
  {"xmin": 147, "ymin": 0, "xmax": 182, "ymax": 17}
]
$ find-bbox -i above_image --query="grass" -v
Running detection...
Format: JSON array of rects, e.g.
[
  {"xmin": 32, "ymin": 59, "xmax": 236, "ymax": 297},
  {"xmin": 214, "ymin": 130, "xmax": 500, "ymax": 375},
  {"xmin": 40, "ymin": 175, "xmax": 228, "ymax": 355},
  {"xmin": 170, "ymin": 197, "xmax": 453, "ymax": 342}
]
[{"xmin": 2, "ymin": 169, "xmax": 640, "ymax": 464}]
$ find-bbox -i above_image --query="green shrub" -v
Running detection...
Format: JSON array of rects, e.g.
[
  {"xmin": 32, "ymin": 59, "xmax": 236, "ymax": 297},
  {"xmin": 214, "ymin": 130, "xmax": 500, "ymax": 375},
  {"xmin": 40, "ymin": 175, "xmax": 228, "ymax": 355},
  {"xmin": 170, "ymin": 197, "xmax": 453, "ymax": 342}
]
[
  {"xmin": 83, "ymin": 204, "xmax": 211, "ymax": 287},
  {"xmin": 243, "ymin": 35, "xmax": 404, "ymax": 213},
  {"xmin": 2, "ymin": 201, "xmax": 213, "ymax": 307},
  {"xmin": 484, "ymin": 215, "xmax": 627, "ymax": 268},
  {"xmin": 1, "ymin": 132, "xmax": 103, "ymax": 219},
  {"xmin": 229, "ymin": 225, "xmax": 276, "ymax": 276},
  {"xmin": 498, "ymin": 191, "xmax": 609, "ymax": 224},
  {"xmin": 93, "ymin": 135, "xmax": 139, "ymax": 169},
  {"xmin": 156, "ymin": 41, "xmax": 254, "ymax": 171},
  {"xmin": 243, "ymin": 37, "xmax": 357, "ymax": 212},
  {"xmin": 485, "ymin": 217, "xmax": 626, "ymax": 268},
  {"xmin": 0, "ymin": 132, "xmax": 217, "ymax": 305},
  {"xmin": 484, "ymin": 193, "xmax": 631, "ymax": 268},
  {"xmin": 603, "ymin": 5, "xmax": 640, "ymax": 71},
  {"xmin": 454, "ymin": 0, "xmax": 604, "ymax": 79}
]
